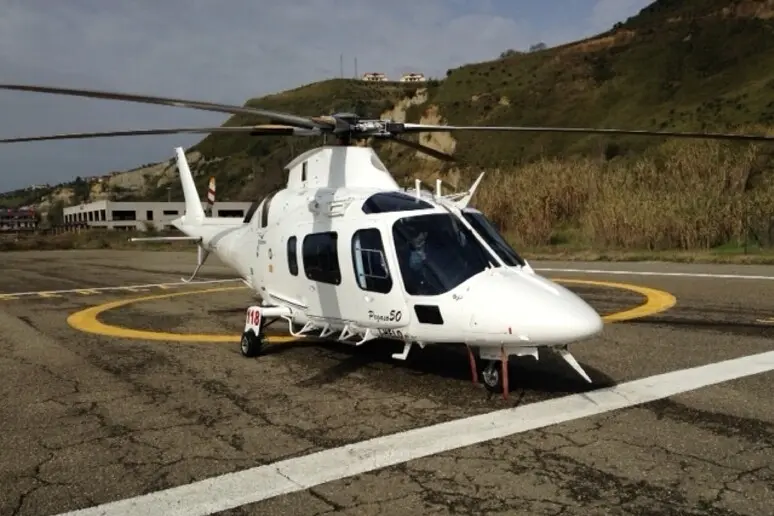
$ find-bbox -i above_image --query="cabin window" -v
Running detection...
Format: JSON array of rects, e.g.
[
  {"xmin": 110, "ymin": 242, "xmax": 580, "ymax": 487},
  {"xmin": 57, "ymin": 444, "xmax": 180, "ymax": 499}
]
[
  {"xmin": 301, "ymin": 162, "xmax": 307, "ymax": 182},
  {"xmin": 287, "ymin": 236, "xmax": 298, "ymax": 276},
  {"xmin": 351, "ymin": 228, "xmax": 392, "ymax": 294},
  {"xmin": 361, "ymin": 191, "xmax": 433, "ymax": 214},
  {"xmin": 302, "ymin": 232, "xmax": 341, "ymax": 285}
]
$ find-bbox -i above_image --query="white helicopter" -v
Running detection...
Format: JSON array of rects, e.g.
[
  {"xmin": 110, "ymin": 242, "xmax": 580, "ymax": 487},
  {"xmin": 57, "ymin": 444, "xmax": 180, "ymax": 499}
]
[{"xmin": 2, "ymin": 84, "xmax": 773, "ymax": 399}]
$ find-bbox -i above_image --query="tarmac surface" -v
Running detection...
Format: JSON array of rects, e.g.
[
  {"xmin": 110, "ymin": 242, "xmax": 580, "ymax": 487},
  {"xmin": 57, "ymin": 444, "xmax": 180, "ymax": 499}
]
[{"xmin": 0, "ymin": 250, "xmax": 773, "ymax": 516}]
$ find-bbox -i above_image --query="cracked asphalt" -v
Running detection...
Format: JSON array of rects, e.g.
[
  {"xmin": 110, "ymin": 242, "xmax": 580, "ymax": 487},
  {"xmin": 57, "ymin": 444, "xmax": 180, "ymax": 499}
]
[{"xmin": 0, "ymin": 250, "xmax": 773, "ymax": 515}]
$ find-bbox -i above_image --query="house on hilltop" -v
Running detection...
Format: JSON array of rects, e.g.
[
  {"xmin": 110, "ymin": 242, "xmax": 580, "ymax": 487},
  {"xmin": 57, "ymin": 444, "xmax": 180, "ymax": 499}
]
[
  {"xmin": 362, "ymin": 72, "xmax": 388, "ymax": 82},
  {"xmin": 400, "ymin": 72, "xmax": 426, "ymax": 82}
]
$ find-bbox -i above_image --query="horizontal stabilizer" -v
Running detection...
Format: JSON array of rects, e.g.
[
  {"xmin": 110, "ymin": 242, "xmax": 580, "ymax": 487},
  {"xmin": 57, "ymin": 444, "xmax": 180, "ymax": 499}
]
[{"xmin": 129, "ymin": 236, "xmax": 202, "ymax": 242}]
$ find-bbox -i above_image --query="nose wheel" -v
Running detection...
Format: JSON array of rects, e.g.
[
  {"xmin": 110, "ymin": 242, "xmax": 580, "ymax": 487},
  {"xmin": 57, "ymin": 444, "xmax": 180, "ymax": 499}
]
[
  {"xmin": 481, "ymin": 360, "xmax": 504, "ymax": 393},
  {"xmin": 466, "ymin": 345, "xmax": 512, "ymax": 399}
]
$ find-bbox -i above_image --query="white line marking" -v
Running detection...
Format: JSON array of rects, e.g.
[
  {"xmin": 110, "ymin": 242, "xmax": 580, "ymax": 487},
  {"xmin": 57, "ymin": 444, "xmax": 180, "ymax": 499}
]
[
  {"xmin": 536, "ymin": 267, "xmax": 774, "ymax": 280},
  {"xmin": 0, "ymin": 278, "xmax": 242, "ymax": 298},
  {"xmin": 59, "ymin": 350, "xmax": 774, "ymax": 516}
]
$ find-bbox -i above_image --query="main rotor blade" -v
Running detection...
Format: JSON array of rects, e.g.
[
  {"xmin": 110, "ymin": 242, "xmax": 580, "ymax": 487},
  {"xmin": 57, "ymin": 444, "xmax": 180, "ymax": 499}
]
[
  {"xmin": 389, "ymin": 135, "xmax": 455, "ymax": 162},
  {"xmin": 401, "ymin": 123, "xmax": 774, "ymax": 142},
  {"xmin": 0, "ymin": 84, "xmax": 330, "ymax": 131},
  {"xmin": 0, "ymin": 125, "xmax": 319, "ymax": 143}
]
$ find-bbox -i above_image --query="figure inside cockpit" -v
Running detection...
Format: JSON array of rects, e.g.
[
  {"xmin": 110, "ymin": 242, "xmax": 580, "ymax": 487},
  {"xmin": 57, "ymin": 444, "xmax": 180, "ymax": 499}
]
[
  {"xmin": 396, "ymin": 221, "xmax": 431, "ymax": 294},
  {"xmin": 408, "ymin": 230, "xmax": 427, "ymax": 272}
]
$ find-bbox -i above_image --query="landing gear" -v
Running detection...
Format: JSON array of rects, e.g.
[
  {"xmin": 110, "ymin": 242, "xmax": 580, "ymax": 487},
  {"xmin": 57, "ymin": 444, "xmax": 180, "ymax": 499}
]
[
  {"xmin": 465, "ymin": 344, "xmax": 594, "ymax": 400},
  {"xmin": 480, "ymin": 349, "xmax": 510, "ymax": 398},
  {"xmin": 481, "ymin": 360, "xmax": 503, "ymax": 394},
  {"xmin": 240, "ymin": 329, "xmax": 264, "ymax": 357},
  {"xmin": 467, "ymin": 345, "xmax": 531, "ymax": 400},
  {"xmin": 241, "ymin": 306, "xmax": 266, "ymax": 357}
]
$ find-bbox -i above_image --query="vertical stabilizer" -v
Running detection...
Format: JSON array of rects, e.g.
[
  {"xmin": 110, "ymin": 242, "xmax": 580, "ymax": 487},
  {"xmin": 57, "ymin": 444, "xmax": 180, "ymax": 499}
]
[{"xmin": 175, "ymin": 147, "xmax": 205, "ymax": 223}]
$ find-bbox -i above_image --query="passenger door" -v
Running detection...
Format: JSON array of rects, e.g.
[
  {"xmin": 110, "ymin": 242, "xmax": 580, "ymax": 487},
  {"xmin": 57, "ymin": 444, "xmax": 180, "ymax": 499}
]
[
  {"xmin": 297, "ymin": 225, "xmax": 343, "ymax": 320},
  {"xmin": 348, "ymin": 226, "xmax": 409, "ymax": 336}
]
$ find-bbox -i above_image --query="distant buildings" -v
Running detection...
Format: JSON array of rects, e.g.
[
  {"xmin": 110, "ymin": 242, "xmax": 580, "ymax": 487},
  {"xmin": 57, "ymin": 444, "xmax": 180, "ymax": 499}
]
[
  {"xmin": 62, "ymin": 200, "xmax": 253, "ymax": 231},
  {"xmin": 361, "ymin": 72, "xmax": 426, "ymax": 82},
  {"xmin": 0, "ymin": 207, "xmax": 38, "ymax": 232},
  {"xmin": 400, "ymin": 73, "xmax": 426, "ymax": 82},
  {"xmin": 83, "ymin": 175, "xmax": 111, "ymax": 183},
  {"xmin": 362, "ymin": 72, "xmax": 388, "ymax": 82}
]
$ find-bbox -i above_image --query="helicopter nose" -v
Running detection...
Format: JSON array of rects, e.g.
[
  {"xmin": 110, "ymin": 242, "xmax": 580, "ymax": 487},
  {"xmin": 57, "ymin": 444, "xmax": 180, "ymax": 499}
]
[
  {"xmin": 466, "ymin": 270, "xmax": 603, "ymax": 344},
  {"xmin": 553, "ymin": 297, "xmax": 604, "ymax": 341}
]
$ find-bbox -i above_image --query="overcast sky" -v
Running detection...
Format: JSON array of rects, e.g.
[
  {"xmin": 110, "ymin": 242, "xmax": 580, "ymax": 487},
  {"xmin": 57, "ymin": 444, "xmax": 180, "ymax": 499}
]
[{"xmin": 0, "ymin": 0, "xmax": 652, "ymax": 192}]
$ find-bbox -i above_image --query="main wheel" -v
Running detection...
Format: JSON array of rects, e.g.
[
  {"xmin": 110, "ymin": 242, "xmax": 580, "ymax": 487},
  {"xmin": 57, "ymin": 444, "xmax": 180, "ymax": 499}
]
[
  {"xmin": 481, "ymin": 360, "xmax": 503, "ymax": 394},
  {"xmin": 240, "ymin": 329, "xmax": 263, "ymax": 357}
]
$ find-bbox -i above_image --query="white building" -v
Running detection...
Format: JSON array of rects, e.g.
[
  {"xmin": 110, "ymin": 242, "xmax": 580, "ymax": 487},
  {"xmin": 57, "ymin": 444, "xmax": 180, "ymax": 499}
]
[
  {"xmin": 362, "ymin": 72, "xmax": 388, "ymax": 82},
  {"xmin": 400, "ymin": 73, "xmax": 425, "ymax": 82},
  {"xmin": 63, "ymin": 200, "xmax": 253, "ymax": 230}
]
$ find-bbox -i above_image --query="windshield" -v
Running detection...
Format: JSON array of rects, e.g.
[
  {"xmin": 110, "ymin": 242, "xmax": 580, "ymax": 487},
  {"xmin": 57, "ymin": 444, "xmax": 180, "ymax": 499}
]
[
  {"xmin": 462, "ymin": 210, "xmax": 526, "ymax": 267},
  {"xmin": 392, "ymin": 213, "xmax": 498, "ymax": 296}
]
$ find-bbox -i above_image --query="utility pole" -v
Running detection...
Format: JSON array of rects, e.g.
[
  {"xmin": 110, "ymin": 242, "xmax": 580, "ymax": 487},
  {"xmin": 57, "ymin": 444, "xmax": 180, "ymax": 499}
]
[
  {"xmin": 340, "ymin": 54, "xmax": 344, "ymax": 78},
  {"xmin": 354, "ymin": 57, "xmax": 358, "ymax": 78}
]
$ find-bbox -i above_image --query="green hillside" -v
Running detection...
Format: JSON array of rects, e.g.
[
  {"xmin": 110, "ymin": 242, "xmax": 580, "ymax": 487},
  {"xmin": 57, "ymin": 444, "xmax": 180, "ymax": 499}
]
[
  {"xmin": 10, "ymin": 0, "xmax": 774, "ymax": 254},
  {"xmin": 181, "ymin": 0, "xmax": 774, "ymax": 199}
]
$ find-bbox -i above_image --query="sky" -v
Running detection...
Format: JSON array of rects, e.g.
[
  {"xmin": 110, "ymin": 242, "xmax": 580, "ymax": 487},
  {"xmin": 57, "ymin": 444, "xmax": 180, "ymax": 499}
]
[{"xmin": 0, "ymin": 0, "xmax": 653, "ymax": 193}]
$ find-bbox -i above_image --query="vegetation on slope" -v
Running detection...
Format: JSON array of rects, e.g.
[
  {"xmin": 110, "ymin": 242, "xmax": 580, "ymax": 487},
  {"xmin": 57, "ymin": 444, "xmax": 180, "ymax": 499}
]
[
  {"xmin": 473, "ymin": 137, "xmax": 774, "ymax": 251},
  {"xmin": 5, "ymin": 0, "xmax": 774, "ymax": 256},
  {"xmin": 184, "ymin": 0, "xmax": 774, "ymax": 252}
]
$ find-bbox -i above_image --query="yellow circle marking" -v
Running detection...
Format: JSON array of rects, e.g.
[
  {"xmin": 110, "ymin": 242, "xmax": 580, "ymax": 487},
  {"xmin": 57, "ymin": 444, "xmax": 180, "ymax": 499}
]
[
  {"xmin": 554, "ymin": 278, "xmax": 677, "ymax": 322},
  {"xmin": 67, "ymin": 285, "xmax": 294, "ymax": 343},
  {"xmin": 66, "ymin": 279, "xmax": 676, "ymax": 342}
]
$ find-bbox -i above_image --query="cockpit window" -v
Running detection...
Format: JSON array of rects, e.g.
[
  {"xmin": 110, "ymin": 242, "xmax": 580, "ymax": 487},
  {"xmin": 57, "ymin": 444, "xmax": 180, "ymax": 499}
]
[
  {"xmin": 462, "ymin": 210, "xmax": 526, "ymax": 267},
  {"xmin": 392, "ymin": 213, "xmax": 498, "ymax": 296},
  {"xmin": 362, "ymin": 191, "xmax": 433, "ymax": 214}
]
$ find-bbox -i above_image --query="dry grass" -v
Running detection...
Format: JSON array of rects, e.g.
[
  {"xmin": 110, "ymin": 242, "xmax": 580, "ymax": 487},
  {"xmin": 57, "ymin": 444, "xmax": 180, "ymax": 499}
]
[
  {"xmin": 472, "ymin": 139, "xmax": 774, "ymax": 251},
  {"xmin": 4, "ymin": 138, "xmax": 774, "ymax": 264},
  {"xmin": 0, "ymin": 230, "xmax": 194, "ymax": 252}
]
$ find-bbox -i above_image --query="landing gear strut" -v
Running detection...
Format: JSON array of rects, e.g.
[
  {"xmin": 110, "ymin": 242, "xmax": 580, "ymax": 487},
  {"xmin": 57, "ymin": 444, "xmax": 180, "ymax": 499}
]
[
  {"xmin": 466, "ymin": 345, "xmax": 513, "ymax": 400},
  {"xmin": 240, "ymin": 305, "xmax": 293, "ymax": 357},
  {"xmin": 465, "ymin": 344, "xmax": 593, "ymax": 400}
]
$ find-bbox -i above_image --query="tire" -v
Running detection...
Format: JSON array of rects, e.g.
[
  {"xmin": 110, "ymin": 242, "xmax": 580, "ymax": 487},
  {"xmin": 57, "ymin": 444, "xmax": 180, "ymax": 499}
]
[
  {"xmin": 240, "ymin": 329, "xmax": 263, "ymax": 357},
  {"xmin": 481, "ymin": 360, "xmax": 503, "ymax": 394}
]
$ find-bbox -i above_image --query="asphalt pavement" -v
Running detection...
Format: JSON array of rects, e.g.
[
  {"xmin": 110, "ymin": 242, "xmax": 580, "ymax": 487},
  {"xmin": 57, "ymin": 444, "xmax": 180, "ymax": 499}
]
[{"xmin": 0, "ymin": 250, "xmax": 772, "ymax": 516}]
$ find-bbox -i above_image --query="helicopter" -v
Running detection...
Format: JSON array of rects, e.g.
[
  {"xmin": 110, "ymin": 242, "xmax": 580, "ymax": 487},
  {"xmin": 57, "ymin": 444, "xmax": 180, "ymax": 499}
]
[{"xmin": 2, "ymin": 83, "xmax": 774, "ymax": 399}]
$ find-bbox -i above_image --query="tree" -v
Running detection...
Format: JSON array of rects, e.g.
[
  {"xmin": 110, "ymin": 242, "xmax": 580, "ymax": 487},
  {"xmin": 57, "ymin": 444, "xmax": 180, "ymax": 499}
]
[{"xmin": 47, "ymin": 199, "xmax": 65, "ymax": 226}]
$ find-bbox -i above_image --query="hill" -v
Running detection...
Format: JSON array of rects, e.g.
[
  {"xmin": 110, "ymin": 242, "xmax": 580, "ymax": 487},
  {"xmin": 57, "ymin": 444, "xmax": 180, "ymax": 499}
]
[{"xmin": 8, "ymin": 0, "xmax": 774, "ymax": 253}]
